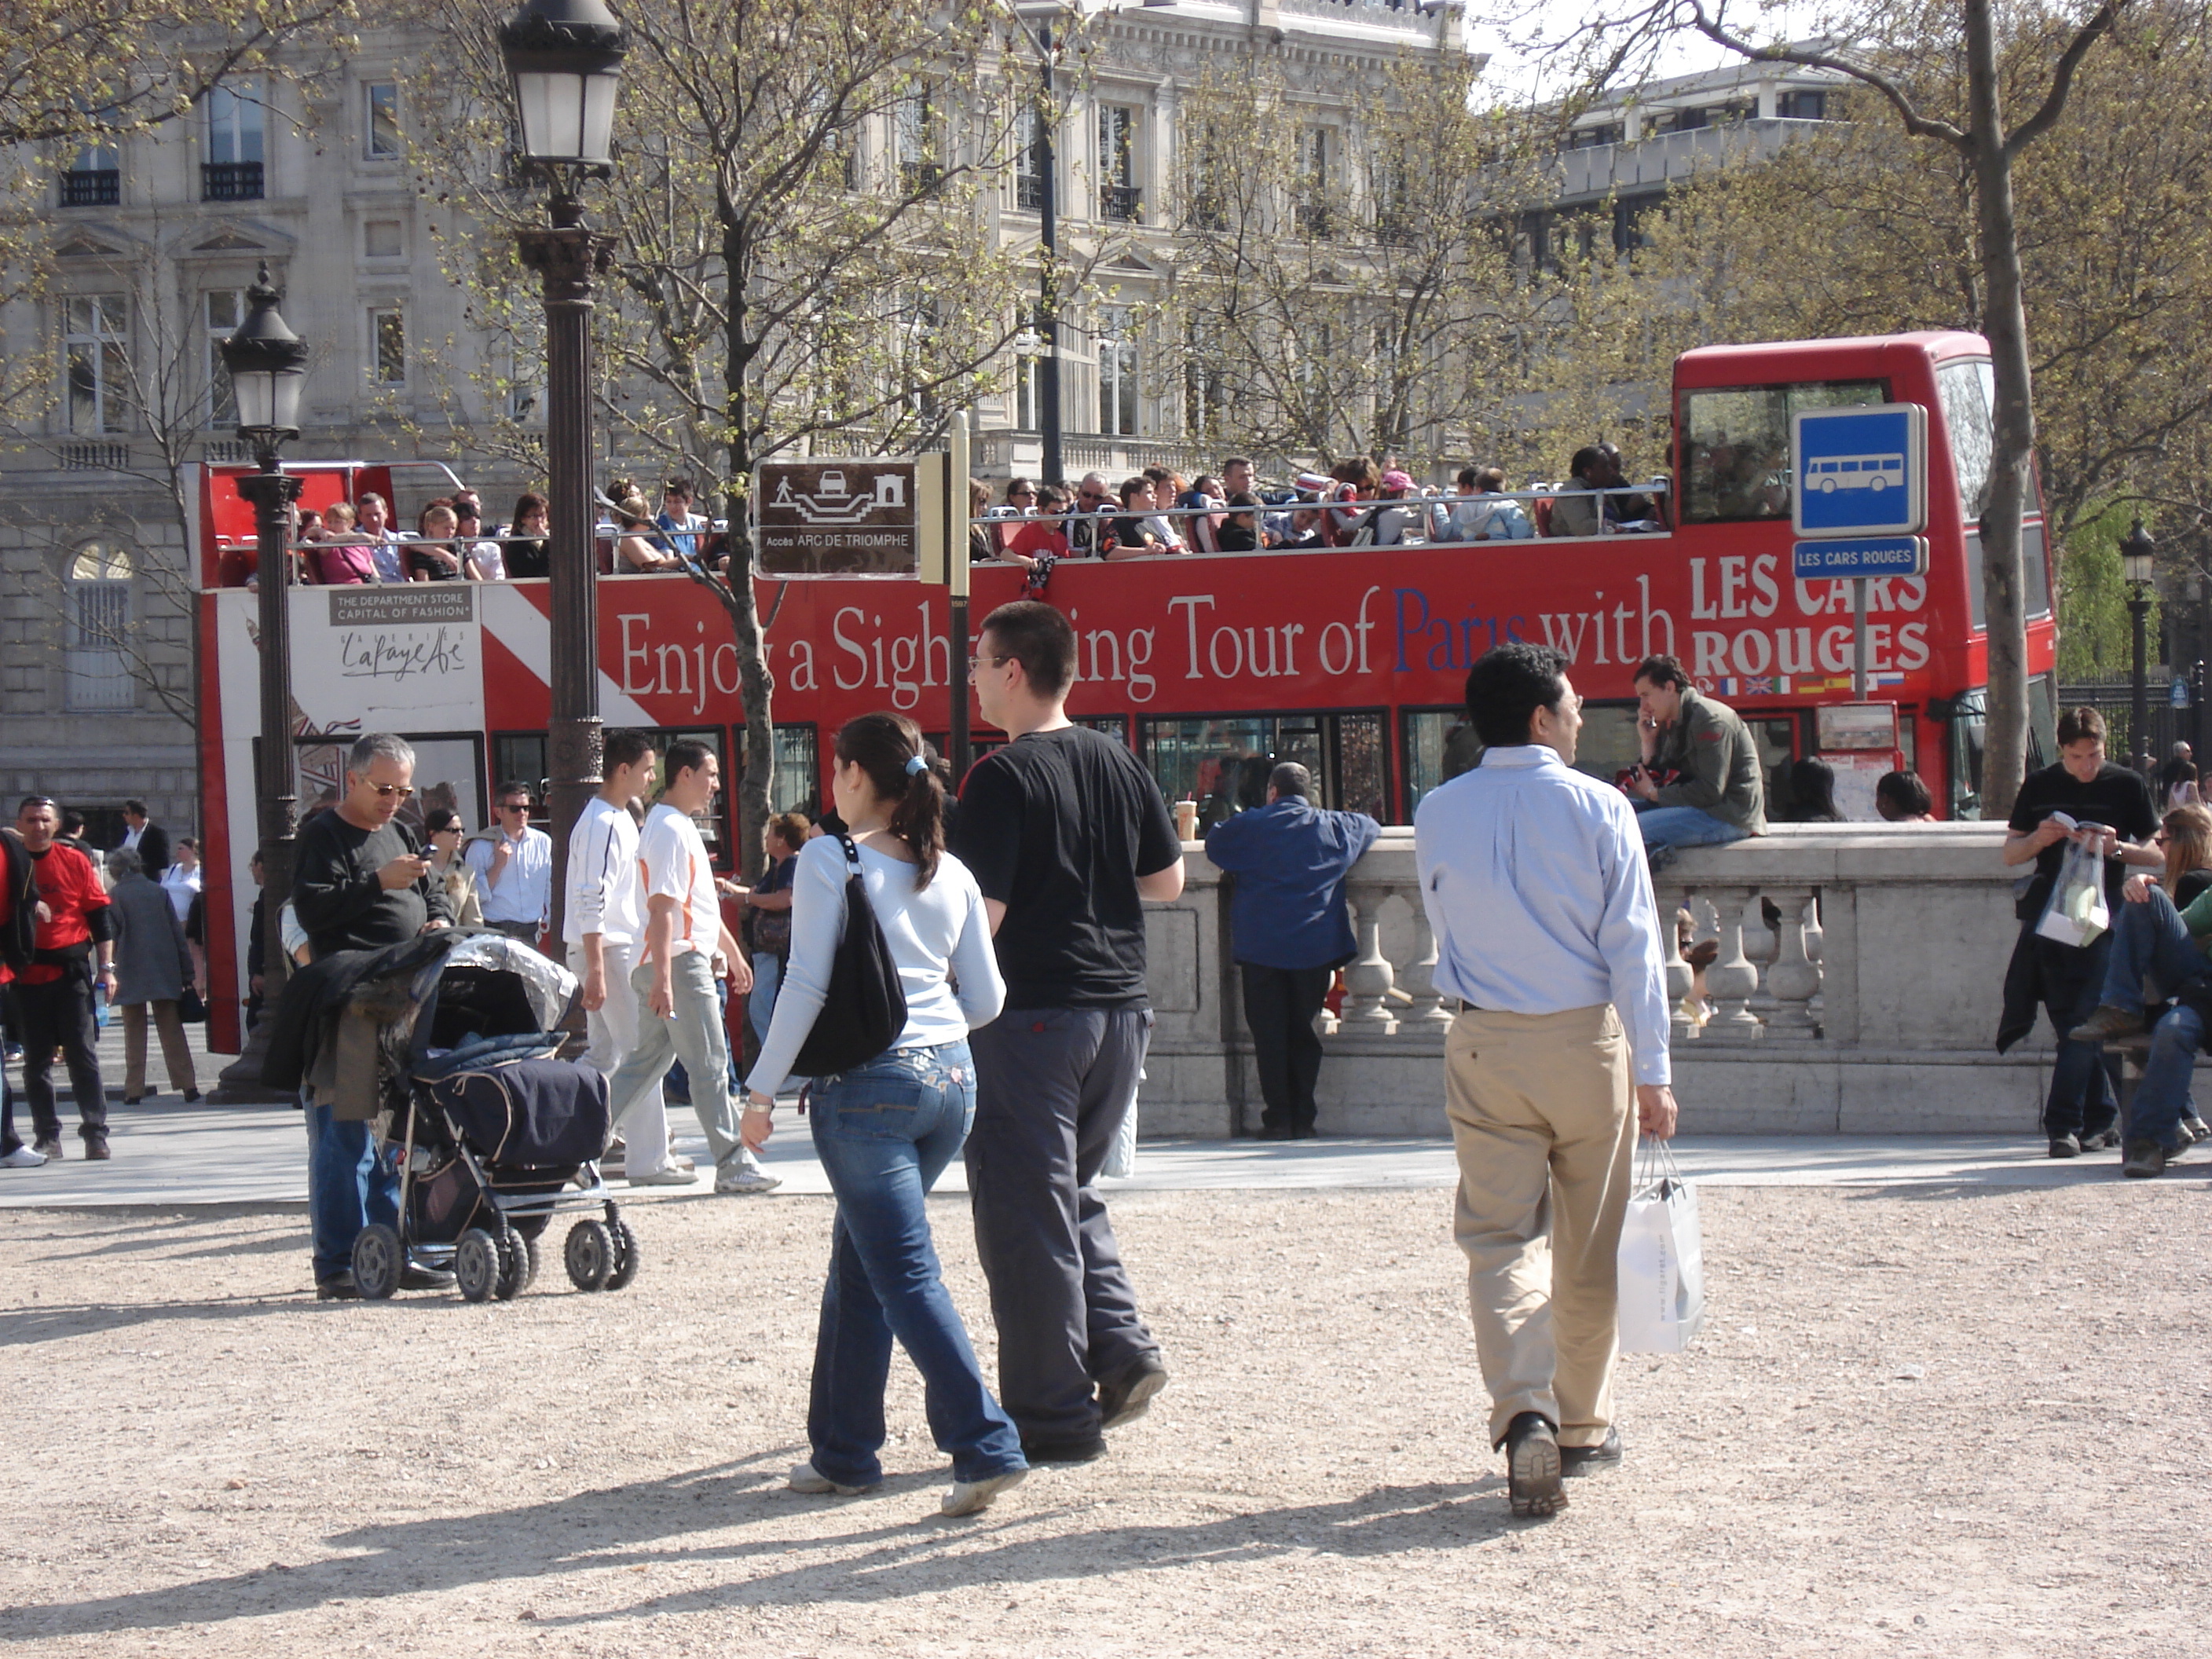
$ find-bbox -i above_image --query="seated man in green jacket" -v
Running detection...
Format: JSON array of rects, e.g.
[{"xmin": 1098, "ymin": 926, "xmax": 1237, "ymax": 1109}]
[{"xmin": 1621, "ymin": 655, "xmax": 1767, "ymax": 858}]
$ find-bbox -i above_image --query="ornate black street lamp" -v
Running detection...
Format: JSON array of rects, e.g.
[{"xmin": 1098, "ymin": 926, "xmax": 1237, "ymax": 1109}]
[
  {"xmin": 2122, "ymin": 518, "xmax": 2156, "ymax": 775},
  {"xmin": 501, "ymin": 0, "xmax": 626, "ymax": 943}
]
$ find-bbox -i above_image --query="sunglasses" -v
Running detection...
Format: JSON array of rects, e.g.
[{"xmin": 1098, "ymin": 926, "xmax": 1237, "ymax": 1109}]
[
  {"xmin": 500, "ymin": 801, "xmax": 533, "ymax": 813},
  {"xmin": 366, "ymin": 783, "xmax": 416, "ymax": 800}
]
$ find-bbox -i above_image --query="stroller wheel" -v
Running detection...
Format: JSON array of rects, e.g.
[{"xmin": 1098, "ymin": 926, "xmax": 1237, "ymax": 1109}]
[
  {"xmin": 352, "ymin": 1225, "xmax": 403, "ymax": 1300},
  {"xmin": 606, "ymin": 1218, "xmax": 639, "ymax": 1291},
  {"xmin": 455, "ymin": 1229, "xmax": 502, "ymax": 1303},
  {"xmin": 565, "ymin": 1218, "xmax": 614, "ymax": 1292},
  {"xmin": 495, "ymin": 1227, "xmax": 529, "ymax": 1300}
]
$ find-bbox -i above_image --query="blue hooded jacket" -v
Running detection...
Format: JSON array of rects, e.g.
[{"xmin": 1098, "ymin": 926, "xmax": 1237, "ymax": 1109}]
[{"xmin": 1204, "ymin": 797, "xmax": 1381, "ymax": 970}]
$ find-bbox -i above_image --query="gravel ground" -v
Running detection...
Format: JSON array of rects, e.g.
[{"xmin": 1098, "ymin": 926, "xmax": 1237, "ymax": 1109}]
[{"xmin": 2, "ymin": 1181, "xmax": 2208, "ymax": 1657}]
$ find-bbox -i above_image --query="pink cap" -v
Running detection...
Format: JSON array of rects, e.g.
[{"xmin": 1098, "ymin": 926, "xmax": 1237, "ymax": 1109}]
[{"xmin": 1382, "ymin": 470, "xmax": 1415, "ymax": 492}]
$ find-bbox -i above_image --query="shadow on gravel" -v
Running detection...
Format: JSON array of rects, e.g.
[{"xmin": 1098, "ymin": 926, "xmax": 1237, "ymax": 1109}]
[
  {"xmin": 0, "ymin": 1463, "xmax": 1512, "ymax": 1639},
  {"xmin": 0, "ymin": 1293, "xmax": 313, "ymax": 1347}
]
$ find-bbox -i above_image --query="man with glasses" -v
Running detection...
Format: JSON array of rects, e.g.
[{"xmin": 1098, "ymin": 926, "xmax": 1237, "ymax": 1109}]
[
  {"xmin": 467, "ymin": 782, "xmax": 553, "ymax": 950},
  {"xmin": 291, "ymin": 733, "xmax": 453, "ymax": 1298},
  {"xmin": 1066, "ymin": 472, "xmax": 1113, "ymax": 558}
]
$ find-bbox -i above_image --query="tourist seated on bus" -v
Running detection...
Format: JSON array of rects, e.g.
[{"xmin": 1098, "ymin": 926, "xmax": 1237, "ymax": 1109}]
[
  {"xmin": 615, "ymin": 494, "xmax": 685, "ymax": 572},
  {"xmin": 1216, "ymin": 493, "xmax": 1279, "ymax": 553},
  {"xmin": 408, "ymin": 503, "xmax": 463, "ymax": 580},
  {"xmin": 1002, "ymin": 485, "xmax": 1071, "ymax": 566},
  {"xmin": 307, "ymin": 502, "xmax": 378, "ymax": 585},
  {"xmin": 967, "ymin": 478, "xmax": 999, "ymax": 564},
  {"xmin": 1178, "ymin": 475, "xmax": 1226, "ymax": 553},
  {"xmin": 1548, "ymin": 448, "xmax": 1616, "ymax": 537},
  {"xmin": 1105, "ymin": 477, "xmax": 1167, "ymax": 559},
  {"xmin": 1319, "ymin": 458, "xmax": 1378, "ymax": 546}
]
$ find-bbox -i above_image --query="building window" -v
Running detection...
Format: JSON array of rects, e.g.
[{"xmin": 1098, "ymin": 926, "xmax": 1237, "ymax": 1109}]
[
  {"xmin": 895, "ymin": 93, "xmax": 939, "ymax": 193},
  {"xmin": 1013, "ymin": 306, "xmax": 1047, "ymax": 430},
  {"xmin": 65, "ymin": 542, "xmax": 135, "ymax": 711},
  {"xmin": 365, "ymin": 82, "xmax": 401, "ymax": 159},
  {"xmin": 1777, "ymin": 90, "xmax": 1828, "ymax": 121},
  {"xmin": 1297, "ymin": 126, "xmax": 1333, "ymax": 239},
  {"xmin": 64, "ymin": 295, "xmax": 130, "ymax": 434},
  {"xmin": 1181, "ymin": 323, "xmax": 1224, "ymax": 443},
  {"xmin": 369, "ymin": 306, "xmax": 406, "ymax": 386},
  {"xmin": 1015, "ymin": 105, "xmax": 1049, "ymax": 211},
  {"xmin": 203, "ymin": 82, "xmax": 265, "ymax": 200},
  {"xmin": 1565, "ymin": 122, "xmax": 1624, "ymax": 150},
  {"xmin": 1098, "ymin": 104, "xmax": 1141, "ymax": 222},
  {"xmin": 60, "ymin": 137, "xmax": 119, "ymax": 207},
  {"xmin": 204, "ymin": 290, "xmax": 243, "ymax": 427},
  {"xmin": 1097, "ymin": 306, "xmax": 1138, "ymax": 437},
  {"xmin": 364, "ymin": 219, "xmax": 403, "ymax": 258}
]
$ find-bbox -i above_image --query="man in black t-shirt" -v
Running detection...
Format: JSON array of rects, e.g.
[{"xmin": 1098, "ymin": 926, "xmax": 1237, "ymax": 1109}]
[
  {"xmin": 950, "ymin": 600, "xmax": 1185, "ymax": 1464},
  {"xmin": 2000, "ymin": 705, "xmax": 2161, "ymax": 1156}
]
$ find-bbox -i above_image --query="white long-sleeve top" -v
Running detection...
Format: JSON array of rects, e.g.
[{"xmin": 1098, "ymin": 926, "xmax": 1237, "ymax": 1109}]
[
  {"xmin": 745, "ymin": 835, "xmax": 1005, "ymax": 1097},
  {"xmin": 562, "ymin": 797, "xmax": 643, "ymax": 947},
  {"xmin": 1412, "ymin": 743, "xmax": 1672, "ymax": 1086}
]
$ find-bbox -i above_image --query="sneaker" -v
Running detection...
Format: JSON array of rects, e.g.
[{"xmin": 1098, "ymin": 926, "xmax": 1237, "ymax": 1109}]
[
  {"xmin": 2122, "ymin": 1139, "xmax": 2172, "ymax": 1179},
  {"xmin": 2070, "ymin": 1004, "xmax": 2145, "ymax": 1042},
  {"xmin": 181, "ymin": 1088, "xmax": 201, "ymax": 1104},
  {"xmin": 1097, "ymin": 1355, "xmax": 1168, "ymax": 1430},
  {"xmin": 316, "ymin": 1273, "xmax": 361, "ymax": 1301},
  {"xmin": 1019, "ymin": 1434, "xmax": 1107, "ymax": 1466},
  {"xmin": 2084, "ymin": 1129, "xmax": 2122, "ymax": 1151},
  {"xmin": 715, "ymin": 1162, "xmax": 782, "ymax": 1195},
  {"xmin": 628, "ymin": 1166, "xmax": 697, "ymax": 1187},
  {"xmin": 787, "ymin": 1461, "xmax": 875, "ymax": 1496},
  {"xmin": 0, "ymin": 1145, "xmax": 48, "ymax": 1168},
  {"xmin": 665, "ymin": 1145, "xmax": 697, "ymax": 1173},
  {"xmin": 2182, "ymin": 1115, "xmax": 2211, "ymax": 1144},
  {"xmin": 2048, "ymin": 1133, "xmax": 2082, "ymax": 1159},
  {"xmin": 32, "ymin": 1137, "xmax": 63, "ymax": 1162},
  {"xmin": 942, "ymin": 1467, "xmax": 1027, "ymax": 1518},
  {"xmin": 83, "ymin": 1137, "xmax": 111, "ymax": 1162},
  {"xmin": 1503, "ymin": 1411, "xmax": 1566, "ymax": 1518}
]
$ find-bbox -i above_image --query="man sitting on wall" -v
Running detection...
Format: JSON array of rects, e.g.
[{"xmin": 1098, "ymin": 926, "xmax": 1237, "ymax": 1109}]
[{"xmin": 1621, "ymin": 655, "xmax": 1767, "ymax": 861}]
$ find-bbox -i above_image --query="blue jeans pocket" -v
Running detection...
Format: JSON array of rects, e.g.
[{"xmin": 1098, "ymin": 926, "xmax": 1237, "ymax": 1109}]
[{"xmin": 821, "ymin": 1075, "xmax": 929, "ymax": 1141}]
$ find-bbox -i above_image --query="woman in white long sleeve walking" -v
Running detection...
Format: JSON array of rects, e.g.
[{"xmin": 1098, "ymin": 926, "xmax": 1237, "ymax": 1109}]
[{"xmin": 742, "ymin": 712, "xmax": 1026, "ymax": 1518}]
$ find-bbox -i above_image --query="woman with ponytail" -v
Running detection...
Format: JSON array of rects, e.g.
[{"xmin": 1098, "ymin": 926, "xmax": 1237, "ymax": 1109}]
[{"xmin": 741, "ymin": 711, "xmax": 1025, "ymax": 1518}]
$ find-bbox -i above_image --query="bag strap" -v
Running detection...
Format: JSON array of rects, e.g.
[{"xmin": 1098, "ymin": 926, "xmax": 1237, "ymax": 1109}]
[
  {"xmin": 837, "ymin": 832, "xmax": 864, "ymax": 878},
  {"xmin": 1635, "ymin": 1133, "xmax": 1686, "ymax": 1195}
]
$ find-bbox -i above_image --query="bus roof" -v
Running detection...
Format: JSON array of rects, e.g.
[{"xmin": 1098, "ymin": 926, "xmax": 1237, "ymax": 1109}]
[{"xmin": 1674, "ymin": 331, "xmax": 1990, "ymax": 388}]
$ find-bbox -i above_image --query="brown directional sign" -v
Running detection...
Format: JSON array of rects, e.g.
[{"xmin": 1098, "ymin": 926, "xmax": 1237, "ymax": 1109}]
[{"xmin": 755, "ymin": 460, "xmax": 920, "ymax": 576}]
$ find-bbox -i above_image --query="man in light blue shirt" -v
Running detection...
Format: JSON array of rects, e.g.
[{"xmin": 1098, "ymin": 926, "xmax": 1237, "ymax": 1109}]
[
  {"xmin": 1414, "ymin": 640, "xmax": 1679, "ymax": 1520},
  {"xmin": 465, "ymin": 782, "xmax": 554, "ymax": 949}
]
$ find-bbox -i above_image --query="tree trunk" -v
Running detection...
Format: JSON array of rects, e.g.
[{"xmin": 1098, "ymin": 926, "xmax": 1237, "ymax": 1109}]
[
  {"xmin": 720, "ymin": 229, "xmax": 775, "ymax": 884},
  {"xmin": 1965, "ymin": 0, "xmax": 2034, "ymax": 818}
]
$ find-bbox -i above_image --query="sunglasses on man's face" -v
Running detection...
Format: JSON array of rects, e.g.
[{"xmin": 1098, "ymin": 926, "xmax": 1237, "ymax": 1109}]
[
  {"xmin": 367, "ymin": 782, "xmax": 416, "ymax": 800},
  {"xmin": 500, "ymin": 802, "xmax": 533, "ymax": 814}
]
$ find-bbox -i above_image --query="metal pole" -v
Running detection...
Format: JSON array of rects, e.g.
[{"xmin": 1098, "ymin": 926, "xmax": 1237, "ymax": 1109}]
[
  {"xmin": 950, "ymin": 412, "xmax": 973, "ymax": 784},
  {"xmin": 1851, "ymin": 577, "xmax": 1869, "ymax": 701},
  {"xmin": 1036, "ymin": 23, "xmax": 1063, "ymax": 487},
  {"xmin": 2130, "ymin": 586, "xmax": 2152, "ymax": 775},
  {"xmin": 212, "ymin": 457, "xmax": 302, "ymax": 1101},
  {"xmin": 519, "ymin": 196, "xmax": 614, "ymax": 947}
]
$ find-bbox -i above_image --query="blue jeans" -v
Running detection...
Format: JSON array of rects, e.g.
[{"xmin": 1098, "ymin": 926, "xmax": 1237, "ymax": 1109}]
[
  {"xmin": 748, "ymin": 954, "xmax": 782, "ymax": 1046},
  {"xmin": 2098, "ymin": 886, "xmax": 2212, "ymax": 1012},
  {"xmin": 305, "ymin": 1096, "xmax": 398, "ymax": 1282},
  {"xmin": 806, "ymin": 1041, "xmax": 1025, "ymax": 1488},
  {"xmin": 1632, "ymin": 801, "xmax": 1752, "ymax": 852},
  {"xmin": 2134, "ymin": 1004, "xmax": 2203, "ymax": 1153}
]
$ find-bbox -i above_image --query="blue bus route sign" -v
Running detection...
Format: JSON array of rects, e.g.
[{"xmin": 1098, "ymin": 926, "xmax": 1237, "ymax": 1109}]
[
  {"xmin": 1791, "ymin": 536, "xmax": 1928, "ymax": 580},
  {"xmin": 1792, "ymin": 402, "xmax": 1928, "ymax": 538}
]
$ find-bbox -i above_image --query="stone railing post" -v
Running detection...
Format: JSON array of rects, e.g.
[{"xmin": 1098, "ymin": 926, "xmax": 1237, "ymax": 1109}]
[
  {"xmin": 1339, "ymin": 883, "xmax": 1397, "ymax": 1027},
  {"xmin": 1701, "ymin": 888, "xmax": 1765, "ymax": 1041},
  {"xmin": 1763, "ymin": 887, "xmax": 1822, "ymax": 1038},
  {"xmin": 1656, "ymin": 881, "xmax": 1696, "ymax": 1042},
  {"xmin": 1396, "ymin": 884, "xmax": 1452, "ymax": 1027}
]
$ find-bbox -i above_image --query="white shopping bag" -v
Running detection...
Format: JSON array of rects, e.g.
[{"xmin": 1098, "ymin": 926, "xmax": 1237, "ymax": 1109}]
[
  {"xmin": 2034, "ymin": 823, "xmax": 2111, "ymax": 948},
  {"xmin": 1617, "ymin": 1137, "xmax": 1705, "ymax": 1354}
]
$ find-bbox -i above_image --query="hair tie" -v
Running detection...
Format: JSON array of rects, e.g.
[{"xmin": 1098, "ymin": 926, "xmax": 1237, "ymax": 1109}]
[{"xmin": 904, "ymin": 754, "xmax": 928, "ymax": 777}]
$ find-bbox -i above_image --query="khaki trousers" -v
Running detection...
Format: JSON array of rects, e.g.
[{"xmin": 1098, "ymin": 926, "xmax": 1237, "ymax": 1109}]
[
  {"xmin": 120, "ymin": 1000, "xmax": 196, "ymax": 1098},
  {"xmin": 1445, "ymin": 1002, "xmax": 1635, "ymax": 1450}
]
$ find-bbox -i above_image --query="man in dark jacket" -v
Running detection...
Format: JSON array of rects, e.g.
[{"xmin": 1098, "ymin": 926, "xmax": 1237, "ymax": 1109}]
[
  {"xmin": 1624, "ymin": 655, "xmax": 1767, "ymax": 858},
  {"xmin": 291, "ymin": 734, "xmax": 452, "ymax": 1298},
  {"xmin": 117, "ymin": 800, "xmax": 170, "ymax": 884},
  {"xmin": 1204, "ymin": 764, "xmax": 1380, "ymax": 1138}
]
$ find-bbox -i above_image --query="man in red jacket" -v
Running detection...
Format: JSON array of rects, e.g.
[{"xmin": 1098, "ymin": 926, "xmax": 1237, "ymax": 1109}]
[{"xmin": 13, "ymin": 797, "xmax": 117, "ymax": 1160}]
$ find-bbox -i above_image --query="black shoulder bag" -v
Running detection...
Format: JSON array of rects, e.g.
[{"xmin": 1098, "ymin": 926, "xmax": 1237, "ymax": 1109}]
[{"xmin": 788, "ymin": 833, "xmax": 909, "ymax": 1078}]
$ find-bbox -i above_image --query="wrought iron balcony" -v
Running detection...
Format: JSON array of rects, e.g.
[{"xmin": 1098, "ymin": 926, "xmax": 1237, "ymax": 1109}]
[
  {"xmin": 1101, "ymin": 183, "xmax": 1142, "ymax": 222},
  {"xmin": 1015, "ymin": 173, "xmax": 1046, "ymax": 211},
  {"xmin": 201, "ymin": 161, "xmax": 265, "ymax": 201},
  {"xmin": 60, "ymin": 169, "xmax": 119, "ymax": 207}
]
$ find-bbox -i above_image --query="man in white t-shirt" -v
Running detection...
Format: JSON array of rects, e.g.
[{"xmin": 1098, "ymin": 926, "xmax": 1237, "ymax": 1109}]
[
  {"xmin": 602, "ymin": 741, "xmax": 778, "ymax": 1195},
  {"xmin": 565, "ymin": 731, "xmax": 690, "ymax": 1187}
]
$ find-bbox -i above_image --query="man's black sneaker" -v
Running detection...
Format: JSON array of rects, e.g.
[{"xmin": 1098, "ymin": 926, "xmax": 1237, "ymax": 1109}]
[
  {"xmin": 1503, "ymin": 1411, "xmax": 1566, "ymax": 1518},
  {"xmin": 1255, "ymin": 1123, "xmax": 1296, "ymax": 1141},
  {"xmin": 2122, "ymin": 1139, "xmax": 2172, "ymax": 1179},
  {"xmin": 316, "ymin": 1273, "xmax": 361, "ymax": 1301},
  {"xmin": 2048, "ymin": 1133, "xmax": 2082, "ymax": 1159},
  {"xmin": 1020, "ymin": 1434, "xmax": 1108, "ymax": 1466},
  {"xmin": 83, "ymin": 1137, "xmax": 111, "ymax": 1162},
  {"xmin": 2083, "ymin": 1129, "xmax": 2122, "ymax": 1151},
  {"xmin": 1561, "ymin": 1426, "xmax": 1623, "ymax": 1475},
  {"xmin": 1097, "ymin": 1356, "xmax": 1168, "ymax": 1430}
]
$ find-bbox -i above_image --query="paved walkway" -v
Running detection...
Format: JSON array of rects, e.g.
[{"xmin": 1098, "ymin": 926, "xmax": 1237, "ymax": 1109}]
[{"xmin": 1, "ymin": 1017, "xmax": 2174, "ymax": 1205}]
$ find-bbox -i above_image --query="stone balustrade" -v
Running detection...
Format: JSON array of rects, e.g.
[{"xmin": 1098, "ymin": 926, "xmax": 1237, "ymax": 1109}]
[{"xmin": 1136, "ymin": 822, "xmax": 2053, "ymax": 1137}]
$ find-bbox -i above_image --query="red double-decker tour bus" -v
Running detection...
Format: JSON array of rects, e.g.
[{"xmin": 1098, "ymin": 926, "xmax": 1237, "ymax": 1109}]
[{"xmin": 190, "ymin": 329, "xmax": 2056, "ymax": 1051}]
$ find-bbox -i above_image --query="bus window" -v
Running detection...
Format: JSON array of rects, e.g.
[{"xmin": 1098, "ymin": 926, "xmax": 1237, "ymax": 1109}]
[
  {"xmin": 1962, "ymin": 522, "xmax": 2049, "ymax": 635},
  {"xmin": 1936, "ymin": 357, "xmax": 1996, "ymax": 518},
  {"xmin": 1946, "ymin": 687, "xmax": 1987, "ymax": 818},
  {"xmin": 2027, "ymin": 672, "xmax": 2057, "ymax": 768},
  {"xmin": 1140, "ymin": 711, "xmax": 1383, "ymax": 830},
  {"xmin": 1681, "ymin": 379, "xmax": 1886, "ymax": 523},
  {"xmin": 493, "ymin": 733, "xmax": 548, "ymax": 825},
  {"xmin": 300, "ymin": 732, "xmax": 485, "ymax": 836},
  {"xmin": 767, "ymin": 723, "xmax": 820, "ymax": 818},
  {"xmin": 1747, "ymin": 716, "xmax": 1800, "ymax": 818},
  {"xmin": 1403, "ymin": 709, "xmax": 1482, "ymax": 818}
]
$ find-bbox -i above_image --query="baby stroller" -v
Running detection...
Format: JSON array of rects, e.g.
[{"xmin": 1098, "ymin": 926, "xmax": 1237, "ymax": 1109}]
[{"xmin": 347, "ymin": 932, "xmax": 639, "ymax": 1302}]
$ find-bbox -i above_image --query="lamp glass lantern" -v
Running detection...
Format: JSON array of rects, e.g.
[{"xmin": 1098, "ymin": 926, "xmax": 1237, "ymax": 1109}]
[
  {"xmin": 2122, "ymin": 518, "xmax": 2156, "ymax": 588},
  {"xmin": 220, "ymin": 263, "xmax": 309, "ymax": 445},
  {"xmin": 500, "ymin": 0, "xmax": 629, "ymax": 168}
]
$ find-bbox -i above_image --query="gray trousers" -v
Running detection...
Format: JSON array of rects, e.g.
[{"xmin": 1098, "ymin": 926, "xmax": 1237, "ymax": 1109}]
[
  {"xmin": 602, "ymin": 950, "xmax": 755, "ymax": 1173},
  {"xmin": 965, "ymin": 1005, "xmax": 1159, "ymax": 1446}
]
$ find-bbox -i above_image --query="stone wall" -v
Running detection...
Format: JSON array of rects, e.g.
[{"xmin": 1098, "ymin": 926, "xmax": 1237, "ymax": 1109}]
[{"xmin": 1136, "ymin": 822, "xmax": 2053, "ymax": 1137}]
